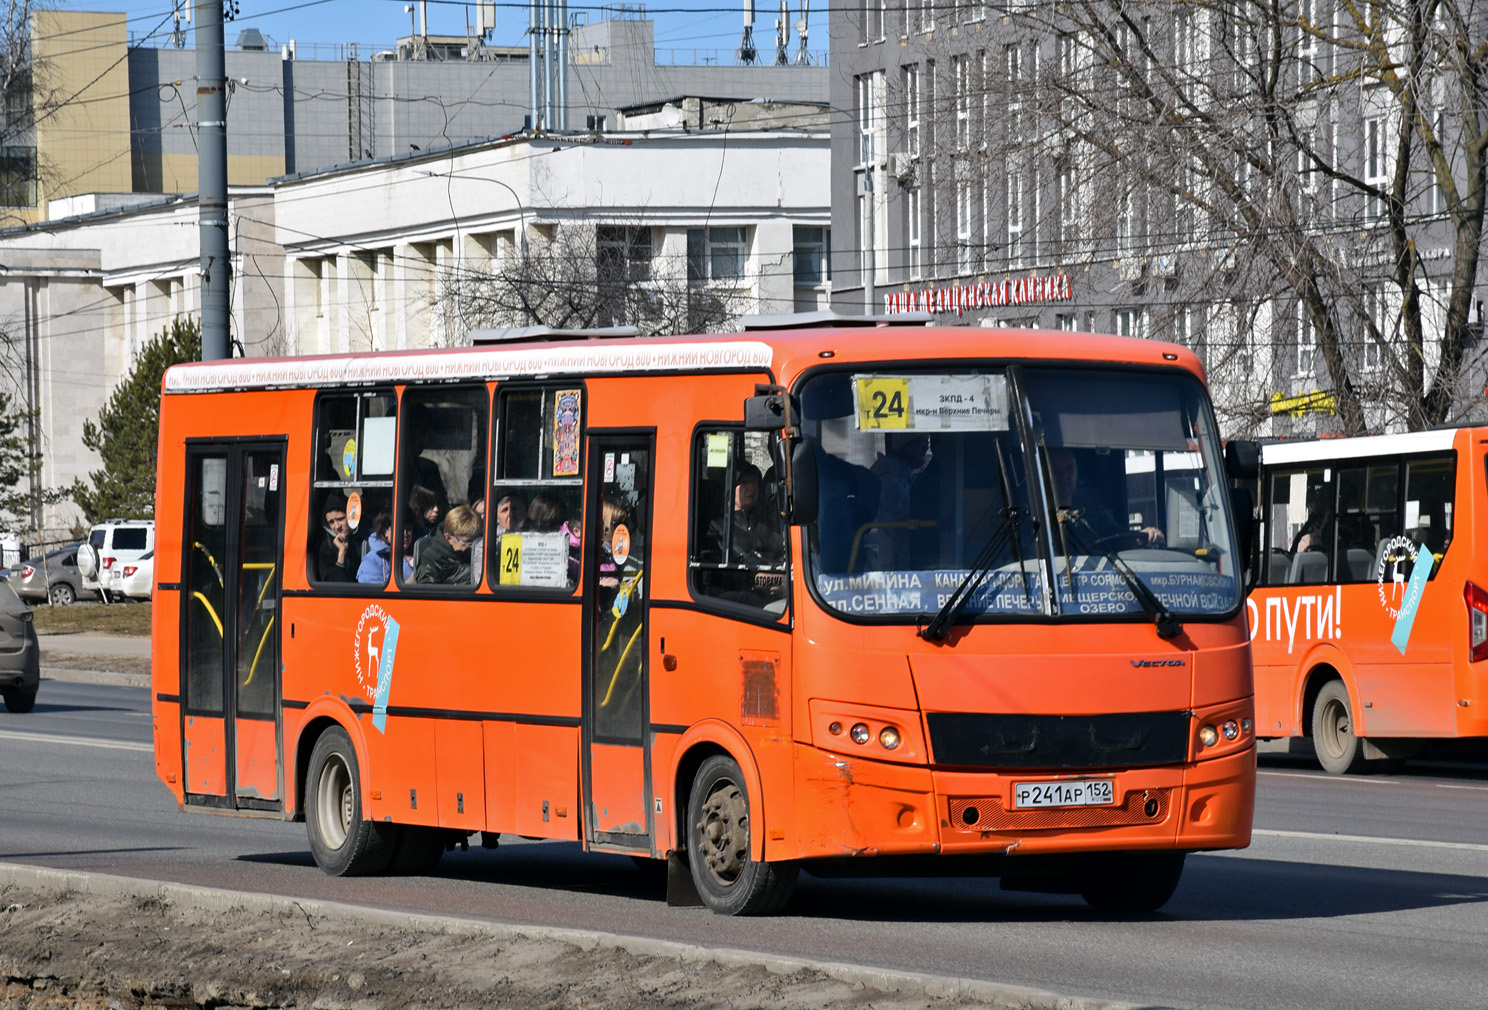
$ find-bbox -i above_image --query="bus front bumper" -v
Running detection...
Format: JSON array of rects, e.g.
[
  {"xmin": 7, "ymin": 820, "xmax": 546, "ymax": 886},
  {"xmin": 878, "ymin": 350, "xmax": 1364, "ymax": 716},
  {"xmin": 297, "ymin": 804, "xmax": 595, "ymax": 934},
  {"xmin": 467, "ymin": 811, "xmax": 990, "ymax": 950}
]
[{"xmin": 787, "ymin": 743, "xmax": 1254, "ymax": 862}]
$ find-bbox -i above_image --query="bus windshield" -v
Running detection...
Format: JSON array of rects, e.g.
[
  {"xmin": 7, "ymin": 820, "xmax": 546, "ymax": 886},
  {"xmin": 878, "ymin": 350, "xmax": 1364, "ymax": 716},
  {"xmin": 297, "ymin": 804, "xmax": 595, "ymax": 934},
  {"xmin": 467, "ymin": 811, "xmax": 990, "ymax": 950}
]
[{"xmin": 802, "ymin": 365, "xmax": 1241, "ymax": 624}]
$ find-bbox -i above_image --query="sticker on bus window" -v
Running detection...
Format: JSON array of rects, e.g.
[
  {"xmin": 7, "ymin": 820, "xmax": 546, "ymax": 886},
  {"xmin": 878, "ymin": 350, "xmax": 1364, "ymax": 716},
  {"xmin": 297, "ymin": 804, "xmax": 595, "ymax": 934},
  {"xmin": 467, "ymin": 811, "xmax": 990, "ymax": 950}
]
[
  {"xmin": 499, "ymin": 532, "xmax": 569, "ymax": 588},
  {"xmin": 604, "ymin": 453, "xmax": 616, "ymax": 483},
  {"xmin": 269, "ymin": 464, "xmax": 279, "ymax": 492},
  {"xmin": 553, "ymin": 389, "xmax": 582, "ymax": 477},
  {"xmin": 852, "ymin": 374, "xmax": 1008, "ymax": 432},
  {"xmin": 346, "ymin": 491, "xmax": 362, "ymax": 531},
  {"xmin": 706, "ymin": 432, "xmax": 731, "ymax": 469},
  {"xmin": 362, "ymin": 417, "xmax": 397, "ymax": 476},
  {"xmin": 341, "ymin": 438, "xmax": 357, "ymax": 480}
]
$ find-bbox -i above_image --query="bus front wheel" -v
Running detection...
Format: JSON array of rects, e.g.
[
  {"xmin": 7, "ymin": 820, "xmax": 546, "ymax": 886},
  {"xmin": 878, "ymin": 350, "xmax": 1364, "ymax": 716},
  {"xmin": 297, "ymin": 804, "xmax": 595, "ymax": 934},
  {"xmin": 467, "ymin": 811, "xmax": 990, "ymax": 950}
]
[
  {"xmin": 1312, "ymin": 680, "xmax": 1368, "ymax": 775},
  {"xmin": 686, "ymin": 755, "xmax": 797, "ymax": 915},
  {"xmin": 305, "ymin": 726, "xmax": 395, "ymax": 876},
  {"xmin": 1079, "ymin": 851, "xmax": 1186, "ymax": 914}
]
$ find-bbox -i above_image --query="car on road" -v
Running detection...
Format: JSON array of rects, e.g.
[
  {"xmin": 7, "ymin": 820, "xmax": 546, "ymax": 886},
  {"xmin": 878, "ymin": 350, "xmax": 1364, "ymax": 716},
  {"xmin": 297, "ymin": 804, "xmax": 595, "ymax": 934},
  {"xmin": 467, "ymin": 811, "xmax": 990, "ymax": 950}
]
[
  {"xmin": 14, "ymin": 543, "xmax": 85, "ymax": 606},
  {"xmin": 0, "ymin": 579, "xmax": 39, "ymax": 712},
  {"xmin": 113, "ymin": 550, "xmax": 154, "ymax": 600},
  {"xmin": 79, "ymin": 519, "xmax": 154, "ymax": 601}
]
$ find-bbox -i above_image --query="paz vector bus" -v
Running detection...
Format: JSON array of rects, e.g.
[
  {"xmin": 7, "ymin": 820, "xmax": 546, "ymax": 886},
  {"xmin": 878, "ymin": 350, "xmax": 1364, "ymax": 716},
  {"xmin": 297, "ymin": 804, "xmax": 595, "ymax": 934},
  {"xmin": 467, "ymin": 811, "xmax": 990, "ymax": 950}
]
[{"xmin": 150, "ymin": 317, "xmax": 1257, "ymax": 914}]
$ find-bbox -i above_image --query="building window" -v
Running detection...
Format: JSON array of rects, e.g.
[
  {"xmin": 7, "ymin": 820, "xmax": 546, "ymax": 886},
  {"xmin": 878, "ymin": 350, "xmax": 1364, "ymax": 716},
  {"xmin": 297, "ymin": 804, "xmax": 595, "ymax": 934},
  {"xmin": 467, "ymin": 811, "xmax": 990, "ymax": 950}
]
[
  {"xmin": 1297, "ymin": 302, "xmax": 1316, "ymax": 377},
  {"xmin": 904, "ymin": 64, "xmax": 920, "ymax": 157},
  {"xmin": 1364, "ymin": 116, "xmax": 1386, "ymax": 222},
  {"xmin": 1055, "ymin": 313, "xmax": 1078, "ymax": 331},
  {"xmin": 1115, "ymin": 308, "xmax": 1147, "ymax": 339},
  {"xmin": 953, "ymin": 55, "xmax": 969, "ymax": 149},
  {"xmin": 793, "ymin": 226, "xmax": 830, "ymax": 286},
  {"xmin": 1006, "ymin": 174, "xmax": 1023, "ymax": 269},
  {"xmin": 921, "ymin": 0, "xmax": 934, "ymax": 33},
  {"xmin": 957, "ymin": 178, "xmax": 974, "ymax": 274},
  {"xmin": 1298, "ymin": 0, "xmax": 1321, "ymax": 86},
  {"xmin": 0, "ymin": 146, "xmax": 35, "ymax": 208},
  {"xmin": 907, "ymin": 186, "xmax": 922, "ymax": 280},
  {"xmin": 687, "ymin": 227, "xmax": 748, "ymax": 284}
]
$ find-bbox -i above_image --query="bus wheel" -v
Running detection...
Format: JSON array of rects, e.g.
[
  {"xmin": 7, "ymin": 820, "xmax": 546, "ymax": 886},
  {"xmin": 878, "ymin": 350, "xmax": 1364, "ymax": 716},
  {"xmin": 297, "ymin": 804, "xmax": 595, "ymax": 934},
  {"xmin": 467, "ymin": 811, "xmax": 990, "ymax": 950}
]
[
  {"xmin": 1079, "ymin": 852, "xmax": 1186, "ymax": 914},
  {"xmin": 1, "ymin": 687, "xmax": 36, "ymax": 713},
  {"xmin": 305, "ymin": 726, "xmax": 394, "ymax": 876},
  {"xmin": 387, "ymin": 826, "xmax": 445, "ymax": 874},
  {"xmin": 1312, "ymin": 680, "xmax": 1368, "ymax": 775},
  {"xmin": 686, "ymin": 755, "xmax": 797, "ymax": 915}
]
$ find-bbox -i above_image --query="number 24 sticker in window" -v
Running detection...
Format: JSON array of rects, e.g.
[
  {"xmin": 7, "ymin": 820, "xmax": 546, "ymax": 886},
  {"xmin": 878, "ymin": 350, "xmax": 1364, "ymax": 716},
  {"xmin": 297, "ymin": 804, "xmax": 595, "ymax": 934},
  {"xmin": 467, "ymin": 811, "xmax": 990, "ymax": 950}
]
[{"xmin": 855, "ymin": 377, "xmax": 910, "ymax": 429}]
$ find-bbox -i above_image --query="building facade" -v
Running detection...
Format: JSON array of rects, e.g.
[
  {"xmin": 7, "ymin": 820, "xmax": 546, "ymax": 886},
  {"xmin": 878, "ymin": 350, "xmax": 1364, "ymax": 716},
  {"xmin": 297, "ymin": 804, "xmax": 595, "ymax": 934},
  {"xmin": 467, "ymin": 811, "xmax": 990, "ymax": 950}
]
[{"xmin": 829, "ymin": 2, "xmax": 1488, "ymax": 437}]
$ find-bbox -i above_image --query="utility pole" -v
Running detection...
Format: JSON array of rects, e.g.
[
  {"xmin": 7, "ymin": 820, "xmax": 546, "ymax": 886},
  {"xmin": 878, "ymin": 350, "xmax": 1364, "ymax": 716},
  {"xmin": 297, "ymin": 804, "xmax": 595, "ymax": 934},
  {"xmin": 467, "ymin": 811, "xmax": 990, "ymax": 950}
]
[{"xmin": 196, "ymin": 0, "xmax": 230, "ymax": 361}]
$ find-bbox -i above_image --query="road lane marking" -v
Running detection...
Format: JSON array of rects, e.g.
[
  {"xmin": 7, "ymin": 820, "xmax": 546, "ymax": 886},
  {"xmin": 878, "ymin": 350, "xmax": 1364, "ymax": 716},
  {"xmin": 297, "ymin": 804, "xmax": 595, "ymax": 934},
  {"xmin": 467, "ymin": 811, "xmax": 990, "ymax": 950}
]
[
  {"xmin": 0, "ymin": 729, "xmax": 150, "ymax": 753},
  {"xmin": 1259, "ymin": 769, "xmax": 1400, "ymax": 784},
  {"xmin": 1254, "ymin": 828, "xmax": 1488, "ymax": 852}
]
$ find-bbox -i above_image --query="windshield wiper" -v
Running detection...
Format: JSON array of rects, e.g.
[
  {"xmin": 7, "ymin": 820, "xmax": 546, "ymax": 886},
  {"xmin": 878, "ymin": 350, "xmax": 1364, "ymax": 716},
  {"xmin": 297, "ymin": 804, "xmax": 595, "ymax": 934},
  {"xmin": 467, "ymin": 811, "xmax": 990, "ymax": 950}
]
[
  {"xmin": 1061, "ymin": 513, "xmax": 1183, "ymax": 640},
  {"xmin": 919, "ymin": 504, "xmax": 1028, "ymax": 642}
]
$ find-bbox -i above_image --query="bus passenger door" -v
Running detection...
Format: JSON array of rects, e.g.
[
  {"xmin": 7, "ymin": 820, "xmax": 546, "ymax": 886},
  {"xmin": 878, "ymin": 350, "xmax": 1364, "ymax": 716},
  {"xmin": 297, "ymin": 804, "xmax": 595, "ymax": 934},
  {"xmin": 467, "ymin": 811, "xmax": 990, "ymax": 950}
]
[
  {"xmin": 180, "ymin": 442, "xmax": 287, "ymax": 811},
  {"xmin": 582, "ymin": 433, "xmax": 654, "ymax": 852}
]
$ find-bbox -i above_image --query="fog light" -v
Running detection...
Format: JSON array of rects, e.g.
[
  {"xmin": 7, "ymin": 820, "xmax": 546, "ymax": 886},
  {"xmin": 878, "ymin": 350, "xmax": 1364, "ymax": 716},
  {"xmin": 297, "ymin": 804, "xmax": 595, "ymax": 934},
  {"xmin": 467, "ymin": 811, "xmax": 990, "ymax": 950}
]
[
  {"xmin": 1222, "ymin": 720, "xmax": 1240, "ymax": 741},
  {"xmin": 850, "ymin": 722, "xmax": 871, "ymax": 745},
  {"xmin": 1241, "ymin": 717, "xmax": 1253, "ymax": 733},
  {"xmin": 879, "ymin": 726, "xmax": 901, "ymax": 750},
  {"xmin": 828, "ymin": 721, "xmax": 843, "ymax": 736},
  {"xmin": 1198, "ymin": 724, "xmax": 1218, "ymax": 747}
]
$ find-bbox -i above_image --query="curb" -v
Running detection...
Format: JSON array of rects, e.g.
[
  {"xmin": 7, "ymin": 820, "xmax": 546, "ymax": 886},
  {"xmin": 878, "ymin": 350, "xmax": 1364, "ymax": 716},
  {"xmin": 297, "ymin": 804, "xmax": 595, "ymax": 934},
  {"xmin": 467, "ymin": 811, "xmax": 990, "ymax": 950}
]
[{"xmin": 0, "ymin": 862, "xmax": 1145, "ymax": 1010}]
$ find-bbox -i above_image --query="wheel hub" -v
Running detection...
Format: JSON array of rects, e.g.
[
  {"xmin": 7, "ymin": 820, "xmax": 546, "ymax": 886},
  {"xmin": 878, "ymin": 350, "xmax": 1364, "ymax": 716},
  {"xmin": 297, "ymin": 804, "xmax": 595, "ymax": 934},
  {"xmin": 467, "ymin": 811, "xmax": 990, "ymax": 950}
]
[{"xmin": 696, "ymin": 782, "xmax": 748, "ymax": 884}]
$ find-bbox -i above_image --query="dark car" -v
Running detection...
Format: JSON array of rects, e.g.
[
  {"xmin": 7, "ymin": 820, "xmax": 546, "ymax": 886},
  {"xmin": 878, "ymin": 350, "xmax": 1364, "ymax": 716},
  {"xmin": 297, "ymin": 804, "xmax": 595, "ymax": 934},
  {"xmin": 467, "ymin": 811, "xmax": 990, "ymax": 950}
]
[
  {"xmin": 14, "ymin": 543, "xmax": 84, "ymax": 606},
  {"xmin": 0, "ymin": 579, "xmax": 39, "ymax": 712}
]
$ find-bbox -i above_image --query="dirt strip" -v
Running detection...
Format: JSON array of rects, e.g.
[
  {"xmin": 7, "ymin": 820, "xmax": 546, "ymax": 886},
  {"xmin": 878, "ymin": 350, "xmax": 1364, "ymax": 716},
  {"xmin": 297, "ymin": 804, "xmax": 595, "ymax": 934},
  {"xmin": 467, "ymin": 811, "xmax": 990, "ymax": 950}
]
[{"xmin": 0, "ymin": 864, "xmax": 1143, "ymax": 1010}]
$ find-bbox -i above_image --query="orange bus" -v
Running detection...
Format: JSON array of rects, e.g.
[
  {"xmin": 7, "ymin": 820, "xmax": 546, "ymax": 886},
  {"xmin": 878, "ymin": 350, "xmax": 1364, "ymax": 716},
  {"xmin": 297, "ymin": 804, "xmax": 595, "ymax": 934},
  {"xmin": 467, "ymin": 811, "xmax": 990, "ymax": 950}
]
[
  {"xmin": 1250, "ymin": 428, "xmax": 1488, "ymax": 773},
  {"xmin": 150, "ymin": 320, "xmax": 1256, "ymax": 914}
]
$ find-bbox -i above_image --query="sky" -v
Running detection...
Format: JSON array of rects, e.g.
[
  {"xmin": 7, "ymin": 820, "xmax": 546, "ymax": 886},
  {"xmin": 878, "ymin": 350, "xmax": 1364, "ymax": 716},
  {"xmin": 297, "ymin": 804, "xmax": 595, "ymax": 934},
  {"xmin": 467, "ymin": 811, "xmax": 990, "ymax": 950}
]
[{"xmin": 55, "ymin": 0, "xmax": 829, "ymax": 64}]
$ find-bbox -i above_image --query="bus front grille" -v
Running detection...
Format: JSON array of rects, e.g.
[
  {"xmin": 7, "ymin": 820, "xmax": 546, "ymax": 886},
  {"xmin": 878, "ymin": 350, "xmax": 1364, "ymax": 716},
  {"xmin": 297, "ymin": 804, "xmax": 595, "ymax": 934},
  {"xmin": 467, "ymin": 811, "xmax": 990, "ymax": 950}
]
[{"xmin": 925, "ymin": 710, "xmax": 1191, "ymax": 769}]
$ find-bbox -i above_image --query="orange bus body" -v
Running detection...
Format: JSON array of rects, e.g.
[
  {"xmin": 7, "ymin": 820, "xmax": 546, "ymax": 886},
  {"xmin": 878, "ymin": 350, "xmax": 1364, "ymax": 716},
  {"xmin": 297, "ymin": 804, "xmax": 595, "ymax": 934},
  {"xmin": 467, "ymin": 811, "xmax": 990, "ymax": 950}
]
[
  {"xmin": 151, "ymin": 326, "xmax": 1255, "ymax": 913},
  {"xmin": 1249, "ymin": 427, "xmax": 1488, "ymax": 772}
]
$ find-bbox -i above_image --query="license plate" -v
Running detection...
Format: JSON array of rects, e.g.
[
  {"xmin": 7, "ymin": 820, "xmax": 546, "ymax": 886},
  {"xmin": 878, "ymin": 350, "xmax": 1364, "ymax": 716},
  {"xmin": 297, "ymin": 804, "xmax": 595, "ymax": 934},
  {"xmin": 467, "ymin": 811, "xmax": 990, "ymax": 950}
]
[{"xmin": 1012, "ymin": 779, "xmax": 1115, "ymax": 809}]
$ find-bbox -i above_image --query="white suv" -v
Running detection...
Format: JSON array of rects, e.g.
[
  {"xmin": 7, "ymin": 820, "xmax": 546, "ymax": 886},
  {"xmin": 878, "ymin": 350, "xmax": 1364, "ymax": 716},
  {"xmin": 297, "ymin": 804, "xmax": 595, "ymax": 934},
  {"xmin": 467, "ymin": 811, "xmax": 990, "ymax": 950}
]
[{"xmin": 78, "ymin": 519, "xmax": 155, "ymax": 602}]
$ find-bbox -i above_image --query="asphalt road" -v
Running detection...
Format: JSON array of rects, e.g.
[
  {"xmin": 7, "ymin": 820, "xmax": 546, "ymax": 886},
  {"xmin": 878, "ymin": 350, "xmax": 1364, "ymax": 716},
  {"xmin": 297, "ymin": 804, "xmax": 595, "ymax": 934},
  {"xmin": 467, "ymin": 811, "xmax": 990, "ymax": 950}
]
[{"xmin": 3, "ymin": 677, "xmax": 1487, "ymax": 1010}]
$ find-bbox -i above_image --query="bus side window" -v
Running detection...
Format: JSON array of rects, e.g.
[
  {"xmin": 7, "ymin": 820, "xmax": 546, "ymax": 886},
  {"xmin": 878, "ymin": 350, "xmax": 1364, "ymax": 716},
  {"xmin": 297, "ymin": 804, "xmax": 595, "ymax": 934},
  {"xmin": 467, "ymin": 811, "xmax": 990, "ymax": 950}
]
[
  {"xmin": 309, "ymin": 390, "xmax": 396, "ymax": 587},
  {"xmin": 489, "ymin": 386, "xmax": 583, "ymax": 593},
  {"xmin": 399, "ymin": 386, "xmax": 489, "ymax": 589},
  {"xmin": 689, "ymin": 428, "xmax": 786, "ymax": 612},
  {"xmin": 1405, "ymin": 455, "xmax": 1454, "ymax": 565}
]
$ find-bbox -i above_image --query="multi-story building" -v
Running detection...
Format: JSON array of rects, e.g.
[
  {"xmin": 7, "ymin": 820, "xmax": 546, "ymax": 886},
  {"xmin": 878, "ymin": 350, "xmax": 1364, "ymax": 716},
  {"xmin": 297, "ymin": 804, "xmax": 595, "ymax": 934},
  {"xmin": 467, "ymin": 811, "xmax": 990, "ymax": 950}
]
[
  {"xmin": 829, "ymin": 2, "xmax": 1488, "ymax": 437},
  {"xmin": 0, "ymin": 103, "xmax": 828, "ymax": 541},
  {"xmin": 3, "ymin": 9, "xmax": 825, "ymax": 225}
]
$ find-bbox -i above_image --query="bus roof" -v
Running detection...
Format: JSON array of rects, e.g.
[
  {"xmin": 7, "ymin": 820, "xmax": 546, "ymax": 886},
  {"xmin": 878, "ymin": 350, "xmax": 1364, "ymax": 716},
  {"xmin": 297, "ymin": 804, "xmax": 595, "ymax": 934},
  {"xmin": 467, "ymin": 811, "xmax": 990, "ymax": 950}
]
[
  {"xmin": 1261, "ymin": 428, "xmax": 1460, "ymax": 466},
  {"xmin": 161, "ymin": 328, "xmax": 1202, "ymax": 394}
]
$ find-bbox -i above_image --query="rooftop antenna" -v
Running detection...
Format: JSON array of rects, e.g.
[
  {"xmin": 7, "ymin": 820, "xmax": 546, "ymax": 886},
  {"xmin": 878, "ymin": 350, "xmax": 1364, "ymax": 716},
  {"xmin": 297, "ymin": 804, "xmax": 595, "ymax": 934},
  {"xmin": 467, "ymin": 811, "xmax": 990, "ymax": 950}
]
[
  {"xmin": 172, "ymin": 0, "xmax": 190, "ymax": 48},
  {"xmin": 793, "ymin": 0, "xmax": 809, "ymax": 65},
  {"xmin": 774, "ymin": 0, "xmax": 788, "ymax": 65},
  {"xmin": 737, "ymin": 0, "xmax": 757, "ymax": 65}
]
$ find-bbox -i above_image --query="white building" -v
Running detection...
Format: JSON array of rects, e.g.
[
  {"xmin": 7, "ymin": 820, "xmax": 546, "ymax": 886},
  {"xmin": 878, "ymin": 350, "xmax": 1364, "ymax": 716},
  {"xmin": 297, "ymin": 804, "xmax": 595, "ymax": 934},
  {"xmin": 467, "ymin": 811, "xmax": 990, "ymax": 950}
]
[{"xmin": 0, "ymin": 108, "xmax": 828, "ymax": 542}]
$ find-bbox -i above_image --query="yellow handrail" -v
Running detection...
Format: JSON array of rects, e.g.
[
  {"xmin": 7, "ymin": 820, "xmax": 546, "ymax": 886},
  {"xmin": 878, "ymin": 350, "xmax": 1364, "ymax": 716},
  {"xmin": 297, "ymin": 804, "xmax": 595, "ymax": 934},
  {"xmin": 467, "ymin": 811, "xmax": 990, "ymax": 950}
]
[
  {"xmin": 241, "ymin": 616, "xmax": 275, "ymax": 688},
  {"xmin": 600, "ymin": 622, "xmax": 645, "ymax": 707},
  {"xmin": 191, "ymin": 592, "xmax": 223, "ymax": 637}
]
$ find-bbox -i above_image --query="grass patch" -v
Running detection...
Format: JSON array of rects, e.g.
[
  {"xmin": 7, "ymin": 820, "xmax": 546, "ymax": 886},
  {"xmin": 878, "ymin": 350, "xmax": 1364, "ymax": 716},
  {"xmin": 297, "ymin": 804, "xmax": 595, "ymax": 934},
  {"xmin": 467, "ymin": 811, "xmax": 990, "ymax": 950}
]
[{"xmin": 32, "ymin": 601, "xmax": 152, "ymax": 638}]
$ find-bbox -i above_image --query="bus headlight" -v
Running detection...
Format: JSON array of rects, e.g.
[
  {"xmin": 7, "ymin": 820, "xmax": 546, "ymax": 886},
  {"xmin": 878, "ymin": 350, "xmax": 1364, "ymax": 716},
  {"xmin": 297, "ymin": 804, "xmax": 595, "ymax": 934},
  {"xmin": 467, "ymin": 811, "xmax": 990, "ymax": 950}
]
[
  {"xmin": 1198, "ymin": 724, "xmax": 1219, "ymax": 747},
  {"xmin": 850, "ymin": 722, "xmax": 871, "ymax": 745},
  {"xmin": 879, "ymin": 726, "xmax": 901, "ymax": 750},
  {"xmin": 1221, "ymin": 720, "xmax": 1240, "ymax": 741}
]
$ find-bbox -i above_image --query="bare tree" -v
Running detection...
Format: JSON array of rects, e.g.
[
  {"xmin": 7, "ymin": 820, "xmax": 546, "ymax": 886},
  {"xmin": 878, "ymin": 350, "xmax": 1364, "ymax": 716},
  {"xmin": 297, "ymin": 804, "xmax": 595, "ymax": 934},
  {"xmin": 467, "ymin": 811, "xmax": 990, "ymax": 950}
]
[
  {"xmin": 438, "ymin": 218, "xmax": 755, "ymax": 340},
  {"xmin": 893, "ymin": 0, "xmax": 1487, "ymax": 434}
]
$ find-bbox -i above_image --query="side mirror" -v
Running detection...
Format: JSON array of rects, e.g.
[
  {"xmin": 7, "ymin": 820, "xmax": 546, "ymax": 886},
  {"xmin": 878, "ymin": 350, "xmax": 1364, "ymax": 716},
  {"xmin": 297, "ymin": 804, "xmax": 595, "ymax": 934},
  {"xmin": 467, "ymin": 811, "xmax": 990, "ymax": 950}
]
[
  {"xmin": 1225, "ymin": 440, "xmax": 1259, "ymax": 480},
  {"xmin": 774, "ymin": 435, "xmax": 819, "ymax": 526},
  {"xmin": 744, "ymin": 390, "xmax": 801, "ymax": 431},
  {"xmin": 1230, "ymin": 486, "xmax": 1257, "ymax": 589}
]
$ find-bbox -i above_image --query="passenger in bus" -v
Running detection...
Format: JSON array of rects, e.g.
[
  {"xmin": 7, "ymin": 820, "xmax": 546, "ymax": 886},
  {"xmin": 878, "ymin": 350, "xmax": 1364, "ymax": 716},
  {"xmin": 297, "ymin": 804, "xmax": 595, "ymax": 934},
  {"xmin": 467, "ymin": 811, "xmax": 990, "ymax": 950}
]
[
  {"xmin": 494, "ymin": 492, "xmax": 528, "ymax": 535},
  {"xmin": 1049, "ymin": 447, "xmax": 1164, "ymax": 547},
  {"xmin": 408, "ymin": 485, "xmax": 441, "ymax": 540},
  {"xmin": 316, "ymin": 494, "xmax": 356, "ymax": 582},
  {"xmin": 865, "ymin": 435, "xmax": 933, "ymax": 568},
  {"xmin": 414, "ymin": 505, "xmax": 481, "ymax": 585},
  {"xmin": 528, "ymin": 493, "xmax": 582, "ymax": 582},
  {"xmin": 710, "ymin": 464, "xmax": 784, "ymax": 568},
  {"xmin": 356, "ymin": 512, "xmax": 407, "ymax": 585}
]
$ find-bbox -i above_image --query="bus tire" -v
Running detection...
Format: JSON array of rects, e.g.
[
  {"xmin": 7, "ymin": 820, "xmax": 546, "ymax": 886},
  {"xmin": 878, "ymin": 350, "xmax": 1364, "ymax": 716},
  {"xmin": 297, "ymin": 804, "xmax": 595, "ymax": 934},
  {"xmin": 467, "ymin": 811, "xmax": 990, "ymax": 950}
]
[
  {"xmin": 1, "ymin": 686, "xmax": 36, "ymax": 714},
  {"xmin": 686, "ymin": 755, "xmax": 797, "ymax": 915},
  {"xmin": 1079, "ymin": 851, "xmax": 1186, "ymax": 914},
  {"xmin": 1312, "ymin": 680, "xmax": 1368, "ymax": 775},
  {"xmin": 305, "ymin": 726, "xmax": 395, "ymax": 876},
  {"xmin": 387, "ymin": 825, "xmax": 446, "ymax": 874}
]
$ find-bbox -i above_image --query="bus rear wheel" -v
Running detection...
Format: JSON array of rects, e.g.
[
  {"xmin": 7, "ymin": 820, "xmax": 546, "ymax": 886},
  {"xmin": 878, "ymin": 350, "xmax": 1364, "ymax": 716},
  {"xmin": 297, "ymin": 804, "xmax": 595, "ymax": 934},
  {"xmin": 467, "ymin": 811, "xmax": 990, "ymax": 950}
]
[
  {"xmin": 686, "ymin": 755, "xmax": 797, "ymax": 915},
  {"xmin": 1079, "ymin": 851, "xmax": 1186, "ymax": 914},
  {"xmin": 305, "ymin": 726, "xmax": 394, "ymax": 876},
  {"xmin": 1312, "ymin": 680, "xmax": 1368, "ymax": 775}
]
